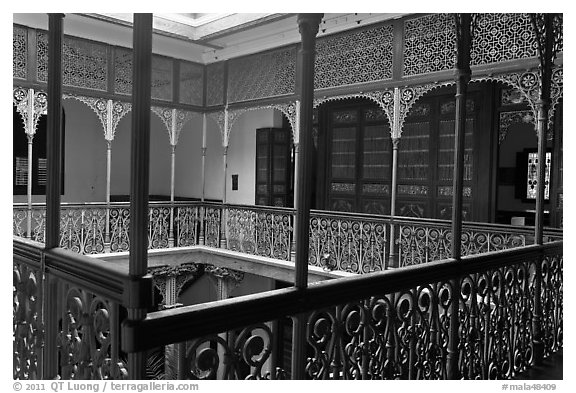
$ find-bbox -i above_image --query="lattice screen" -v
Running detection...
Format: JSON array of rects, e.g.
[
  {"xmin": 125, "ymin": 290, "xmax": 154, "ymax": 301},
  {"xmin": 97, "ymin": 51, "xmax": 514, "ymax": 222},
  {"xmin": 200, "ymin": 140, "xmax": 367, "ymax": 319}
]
[
  {"xmin": 114, "ymin": 48, "xmax": 132, "ymax": 96},
  {"xmin": 13, "ymin": 26, "xmax": 27, "ymax": 80},
  {"xmin": 151, "ymin": 55, "xmax": 173, "ymax": 101},
  {"xmin": 471, "ymin": 13, "xmax": 538, "ymax": 66},
  {"xmin": 315, "ymin": 25, "xmax": 394, "ymax": 90},
  {"xmin": 206, "ymin": 62, "xmax": 225, "ymax": 107},
  {"xmin": 227, "ymin": 47, "xmax": 296, "ymax": 103},
  {"xmin": 179, "ymin": 61, "xmax": 204, "ymax": 106},
  {"xmin": 403, "ymin": 14, "xmax": 456, "ymax": 77},
  {"xmin": 37, "ymin": 32, "xmax": 108, "ymax": 91}
]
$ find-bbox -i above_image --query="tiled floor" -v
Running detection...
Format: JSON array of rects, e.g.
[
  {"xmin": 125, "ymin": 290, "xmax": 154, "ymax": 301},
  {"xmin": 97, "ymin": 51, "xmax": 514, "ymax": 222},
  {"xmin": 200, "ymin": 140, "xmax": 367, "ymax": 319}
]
[{"xmin": 513, "ymin": 350, "xmax": 563, "ymax": 380}]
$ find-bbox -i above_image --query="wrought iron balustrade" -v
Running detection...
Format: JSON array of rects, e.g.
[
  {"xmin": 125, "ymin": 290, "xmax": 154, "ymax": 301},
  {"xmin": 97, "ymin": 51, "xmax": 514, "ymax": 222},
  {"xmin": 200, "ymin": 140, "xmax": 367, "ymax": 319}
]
[
  {"xmin": 123, "ymin": 241, "xmax": 563, "ymax": 380},
  {"xmin": 13, "ymin": 202, "xmax": 562, "ymax": 274},
  {"xmin": 309, "ymin": 210, "xmax": 388, "ymax": 273},
  {"xmin": 13, "ymin": 238, "xmax": 128, "ymax": 380},
  {"xmin": 395, "ymin": 216, "xmax": 562, "ymax": 267},
  {"xmin": 225, "ymin": 204, "xmax": 293, "ymax": 260}
]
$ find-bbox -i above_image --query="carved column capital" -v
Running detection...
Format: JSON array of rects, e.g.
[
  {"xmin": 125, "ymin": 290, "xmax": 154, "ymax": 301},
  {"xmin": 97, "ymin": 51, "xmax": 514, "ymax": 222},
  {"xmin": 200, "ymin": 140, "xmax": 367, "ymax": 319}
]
[{"xmin": 297, "ymin": 14, "xmax": 324, "ymax": 43}]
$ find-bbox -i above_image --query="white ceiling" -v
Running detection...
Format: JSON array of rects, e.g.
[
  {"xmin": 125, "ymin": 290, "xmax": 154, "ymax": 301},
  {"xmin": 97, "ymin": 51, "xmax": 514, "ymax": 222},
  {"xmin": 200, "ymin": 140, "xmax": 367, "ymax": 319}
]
[{"xmin": 13, "ymin": 12, "xmax": 409, "ymax": 64}]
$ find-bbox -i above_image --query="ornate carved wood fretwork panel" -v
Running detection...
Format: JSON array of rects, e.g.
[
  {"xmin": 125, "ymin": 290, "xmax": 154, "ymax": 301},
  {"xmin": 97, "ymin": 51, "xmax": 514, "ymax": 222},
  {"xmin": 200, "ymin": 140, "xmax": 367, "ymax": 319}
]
[
  {"xmin": 151, "ymin": 55, "xmax": 173, "ymax": 102},
  {"xmin": 13, "ymin": 25, "xmax": 27, "ymax": 80},
  {"xmin": 403, "ymin": 14, "xmax": 456, "ymax": 76},
  {"xmin": 227, "ymin": 47, "xmax": 296, "ymax": 104},
  {"xmin": 37, "ymin": 32, "xmax": 108, "ymax": 92},
  {"xmin": 314, "ymin": 24, "xmax": 394, "ymax": 90},
  {"xmin": 471, "ymin": 14, "xmax": 538, "ymax": 66},
  {"xmin": 179, "ymin": 61, "xmax": 204, "ymax": 106},
  {"xmin": 206, "ymin": 62, "xmax": 225, "ymax": 107}
]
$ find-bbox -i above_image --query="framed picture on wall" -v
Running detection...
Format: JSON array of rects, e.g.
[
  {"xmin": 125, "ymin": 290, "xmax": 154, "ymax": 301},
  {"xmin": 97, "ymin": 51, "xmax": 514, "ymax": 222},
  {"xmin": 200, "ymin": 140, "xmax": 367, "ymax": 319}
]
[{"xmin": 515, "ymin": 148, "xmax": 551, "ymax": 203}]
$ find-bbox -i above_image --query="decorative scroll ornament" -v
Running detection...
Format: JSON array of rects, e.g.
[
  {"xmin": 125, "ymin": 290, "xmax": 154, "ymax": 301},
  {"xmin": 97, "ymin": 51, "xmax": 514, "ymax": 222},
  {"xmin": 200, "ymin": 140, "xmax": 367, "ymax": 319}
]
[
  {"xmin": 206, "ymin": 110, "xmax": 226, "ymax": 146},
  {"xmin": 62, "ymin": 93, "xmax": 108, "ymax": 136},
  {"xmin": 173, "ymin": 110, "xmax": 202, "ymax": 146},
  {"xmin": 313, "ymin": 90, "xmax": 394, "ymax": 130},
  {"xmin": 32, "ymin": 90, "xmax": 48, "ymax": 135},
  {"xmin": 148, "ymin": 263, "xmax": 202, "ymax": 304},
  {"xmin": 151, "ymin": 106, "xmax": 174, "ymax": 142},
  {"xmin": 397, "ymin": 83, "xmax": 451, "ymax": 135},
  {"xmin": 13, "ymin": 262, "xmax": 44, "ymax": 379},
  {"xmin": 57, "ymin": 287, "xmax": 127, "ymax": 379},
  {"xmin": 204, "ymin": 264, "xmax": 244, "ymax": 283},
  {"xmin": 13, "ymin": 87, "xmax": 29, "ymax": 133},
  {"xmin": 110, "ymin": 101, "xmax": 131, "ymax": 140},
  {"xmin": 499, "ymin": 110, "xmax": 536, "ymax": 144},
  {"xmin": 183, "ymin": 323, "xmax": 273, "ymax": 379},
  {"xmin": 226, "ymin": 102, "xmax": 297, "ymax": 145}
]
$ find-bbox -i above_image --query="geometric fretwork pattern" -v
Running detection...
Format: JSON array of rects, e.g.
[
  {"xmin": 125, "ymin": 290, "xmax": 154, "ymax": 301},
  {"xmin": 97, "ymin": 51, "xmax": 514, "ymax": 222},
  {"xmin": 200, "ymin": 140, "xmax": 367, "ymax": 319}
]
[
  {"xmin": 37, "ymin": 33, "xmax": 108, "ymax": 91},
  {"xmin": 315, "ymin": 25, "xmax": 394, "ymax": 89},
  {"xmin": 471, "ymin": 13, "xmax": 538, "ymax": 66},
  {"xmin": 151, "ymin": 55, "xmax": 173, "ymax": 102},
  {"xmin": 13, "ymin": 26, "xmax": 27, "ymax": 80},
  {"xmin": 179, "ymin": 61, "xmax": 204, "ymax": 106},
  {"xmin": 403, "ymin": 14, "xmax": 456, "ymax": 76},
  {"xmin": 114, "ymin": 48, "xmax": 132, "ymax": 96},
  {"xmin": 206, "ymin": 62, "xmax": 225, "ymax": 107},
  {"xmin": 227, "ymin": 47, "xmax": 296, "ymax": 103}
]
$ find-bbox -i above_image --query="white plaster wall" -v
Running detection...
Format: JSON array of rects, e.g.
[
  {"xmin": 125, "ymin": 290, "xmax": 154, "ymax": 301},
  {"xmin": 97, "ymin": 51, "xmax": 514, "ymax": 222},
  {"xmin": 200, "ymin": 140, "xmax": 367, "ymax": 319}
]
[
  {"xmin": 109, "ymin": 114, "xmax": 131, "ymax": 198},
  {"xmin": 110, "ymin": 113, "xmax": 172, "ymax": 199},
  {"xmin": 226, "ymin": 109, "xmax": 284, "ymax": 205},
  {"xmin": 203, "ymin": 118, "xmax": 224, "ymax": 201},
  {"xmin": 13, "ymin": 99, "xmax": 107, "ymax": 204},
  {"xmin": 149, "ymin": 114, "xmax": 172, "ymax": 198},
  {"xmin": 62, "ymin": 99, "xmax": 107, "ymax": 202},
  {"xmin": 174, "ymin": 116, "xmax": 203, "ymax": 199}
]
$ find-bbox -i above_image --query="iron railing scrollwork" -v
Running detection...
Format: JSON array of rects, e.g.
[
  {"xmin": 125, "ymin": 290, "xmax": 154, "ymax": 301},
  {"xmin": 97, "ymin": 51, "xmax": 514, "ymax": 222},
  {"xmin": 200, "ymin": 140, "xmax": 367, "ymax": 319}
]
[
  {"xmin": 13, "ymin": 202, "xmax": 562, "ymax": 275},
  {"xmin": 121, "ymin": 242, "xmax": 561, "ymax": 380}
]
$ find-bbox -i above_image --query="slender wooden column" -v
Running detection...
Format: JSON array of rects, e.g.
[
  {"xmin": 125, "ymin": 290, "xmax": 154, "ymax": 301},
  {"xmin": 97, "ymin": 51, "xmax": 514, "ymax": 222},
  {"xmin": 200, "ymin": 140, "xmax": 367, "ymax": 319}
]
[
  {"xmin": 26, "ymin": 89, "xmax": 35, "ymax": 238},
  {"xmin": 126, "ymin": 13, "xmax": 153, "ymax": 380},
  {"xmin": 26, "ymin": 134, "xmax": 34, "ymax": 238},
  {"xmin": 290, "ymin": 100, "xmax": 301, "ymax": 262},
  {"xmin": 201, "ymin": 113, "xmax": 208, "ymax": 202},
  {"xmin": 291, "ymin": 13, "xmax": 323, "ymax": 380},
  {"xmin": 220, "ymin": 108, "xmax": 229, "ymax": 249},
  {"xmin": 105, "ymin": 140, "xmax": 112, "ymax": 247},
  {"xmin": 104, "ymin": 100, "xmax": 113, "ymax": 248},
  {"xmin": 169, "ymin": 140, "xmax": 176, "ymax": 247},
  {"xmin": 388, "ymin": 87, "xmax": 401, "ymax": 268},
  {"xmin": 447, "ymin": 13, "xmax": 473, "ymax": 380},
  {"xmin": 199, "ymin": 114, "xmax": 207, "ymax": 245},
  {"xmin": 45, "ymin": 13, "xmax": 64, "ymax": 249}
]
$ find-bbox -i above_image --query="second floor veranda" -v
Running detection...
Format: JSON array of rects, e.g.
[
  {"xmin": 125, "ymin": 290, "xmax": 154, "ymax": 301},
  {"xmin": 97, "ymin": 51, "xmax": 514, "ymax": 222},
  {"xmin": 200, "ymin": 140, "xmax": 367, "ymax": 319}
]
[{"xmin": 13, "ymin": 200, "xmax": 562, "ymax": 273}]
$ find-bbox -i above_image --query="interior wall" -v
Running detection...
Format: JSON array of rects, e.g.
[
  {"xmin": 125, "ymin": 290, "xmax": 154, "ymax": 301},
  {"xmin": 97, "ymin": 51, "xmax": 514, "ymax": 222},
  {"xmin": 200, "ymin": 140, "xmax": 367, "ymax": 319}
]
[
  {"xmin": 148, "ymin": 115, "xmax": 172, "ymax": 198},
  {"xmin": 62, "ymin": 100, "xmax": 107, "ymax": 203},
  {"xmin": 226, "ymin": 109, "xmax": 284, "ymax": 205},
  {"xmin": 110, "ymin": 115, "xmax": 131, "ymax": 198},
  {"xmin": 177, "ymin": 271, "xmax": 274, "ymax": 306},
  {"xmin": 13, "ymin": 99, "xmax": 107, "ymax": 204},
  {"xmin": 177, "ymin": 275, "xmax": 218, "ymax": 306},
  {"xmin": 174, "ymin": 116, "xmax": 203, "ymax": 199},
  {"xmin": 204, "ymin": 118, "xmax": 224, "ymax": 201},
  {"xmin": 110, "ymin": 113, "xmax": 172, "ymax": 199}
]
